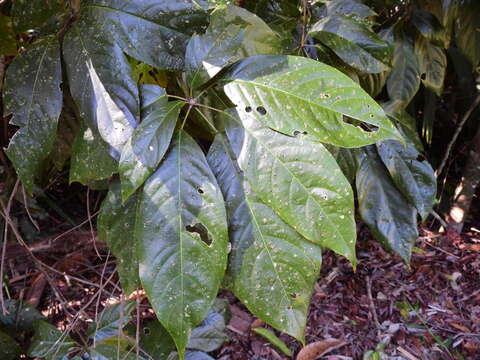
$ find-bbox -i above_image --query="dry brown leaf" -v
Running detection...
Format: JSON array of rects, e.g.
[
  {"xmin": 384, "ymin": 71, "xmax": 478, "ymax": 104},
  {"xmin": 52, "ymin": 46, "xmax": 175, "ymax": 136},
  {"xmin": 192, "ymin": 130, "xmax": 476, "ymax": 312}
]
[{"xmin": 296, "ymin": 338, "xmax": 346, "ymax": 360}]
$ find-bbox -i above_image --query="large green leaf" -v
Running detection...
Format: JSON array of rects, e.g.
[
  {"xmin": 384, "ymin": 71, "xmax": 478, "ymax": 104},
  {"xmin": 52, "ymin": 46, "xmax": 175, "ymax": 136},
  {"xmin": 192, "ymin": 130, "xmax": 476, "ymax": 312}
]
[
  {"xmin": 63, "ymin": 25, "xmax": 137, "ymax": 159},
  {"xmin": 98, "ymin": 183, "xmax": 141, "ymax": 294},
  {"xmin": 207, "ymin": 132, "xmax": 322, "ymax": 342},
  {"xmin": 415, "ymin": 36, "xmax": 446, "ymax": 96},
  {"xmin": 376, "ymin": 139, "xmax": 436, "ymax": 220},
  {"xmin": 356, "ymin": 148, "xmax": 418, "ymax": 262},
  {"xmin": 0, "ymin": 330, "xmax": 21, "ymax": 360},
  {"xmin": 69, "ymin": 123, "xmax": 117, "ymax": 185},
  {"xmin": 185, "ymin": 5, "xmax": 281, "ymax": 88},
  {"xmin": 222, "ymin": 55, "xmax": 402, "ymax": 148},
  {"xmin": 386, "ymin": 38, "xmax": 420, "ymax": 106},
  {"xmin": 455, "ymin": 0, "xmax": 480, "ymax": 68},
  {"xmin": 28, "ymin": 321, "xmax": 77, "ymax": 360},
  {"xmin": 136, "ymin": 131, "xmax": 228, "ymax": 358},
  {"xmin": 309, "ymin": 15, "xmax": 392, "ymax": 74},
  {"xmin": 87, "ymin": 301, "xmax": 135, "ymax": 341},
  {"xmin": 80, "ymin": 0, "xmax": 209, "ymax": 71},
  {"xmin": 221, "ymin": 110, "xmax": 356, "ymax": 262},
  {"xmin": 120, "ymin": 85, "xmax": 182, "ymax": 200},
  {"xmin": 4, "ymin": 36, "xmax": 62, "ymax": 193}
]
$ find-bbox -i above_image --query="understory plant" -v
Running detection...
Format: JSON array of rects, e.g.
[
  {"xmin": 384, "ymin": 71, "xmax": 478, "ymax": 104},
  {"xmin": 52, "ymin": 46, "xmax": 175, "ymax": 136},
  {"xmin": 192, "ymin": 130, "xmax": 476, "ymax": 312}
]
[{"xmin": 2, "ymin": 0, "xmax": 478, "ymax": 358}]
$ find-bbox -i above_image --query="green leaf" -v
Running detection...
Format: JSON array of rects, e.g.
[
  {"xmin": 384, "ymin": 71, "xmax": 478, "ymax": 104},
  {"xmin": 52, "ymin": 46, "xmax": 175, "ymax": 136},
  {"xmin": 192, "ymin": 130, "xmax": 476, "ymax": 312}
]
[
  {"xmin": 88, "ymin": 301, "xmax": 135, "ymax": 341},
  {"xmin": 244, "ymin": 0, "xmax": 301, "ymax": 32},
  {"xmin": 415, "ymin": 36, "xmax": 446, "ymax": 96},
  {"xmin": 387, "ymin": 37, "xmax": 420, "ymax": 107},
  {"xmin": 222, "ymin": 110, "xmax": 356, "ymax": 262},
  {"xmin": 253, "ymin": 328, "xmax": 292, "ymax": 356},
  {"xmin": 63, "ymin": 25, "xmax": 137, "ymax": 159},
  {"xmin": 188, "ymin": 310, "xmax": 228, "ymax": 352},
  {"xmin": 11, "ymin": 0, "xmax": 65, "ymax": 33},
  {"xmin": 28, "ymin": 321, "xmax": 77, "ymax": 360},
  {"xmin": 323, "ymin": 0, "xmax": 376, "ymax": 19},
  {"xmin": 4, "ymin": 36, "xmax": 62, "ymax": 193},
  {"xmin": 98, "ymin": 183, "xmax": 140, "ymax": 294},
  {"xmin": 222, "ymin": 55, "xmax": 402, "ymax": 148},
  {"xmin": 382, "ymin": 103, "xmax": 424, "ymax": 152},
  {"xmin": 0, "ymin": 14, "xmax": 17, "ymax": 55},
  {"xmin": 0, "ymin": 329, "xmax": 21, "ymax": 360},
  {"xmin": 89, "ymin": 343, "xmax": 136, "ymax": 360},
  {"xmin": 120, "ymin": 85, "xmax": 182, "ymax": 200},
  {"xmin": 376, "ymin": 140, "xmax": 436, "ymax": 220},
  {"xmin": 207, "ymin": 132, "xmax": 322, "ymax": 342},
  {"xmin": 69, "ymin": 123, "xmax": 118, "ymax": 185},
  {"xmin": 79, "ymin": 0, "xmax": 209, "ymax": 71},
  {"xmin": 455, "ymin": 0, "xmax": 480, "ymax": 67},
  {"xmin": 411, "ymin": 9, "xmax": 443, "ymax": 42},
  {"xmin": 185, "ymin": 5, "xmax": 281, "ymax": 88},
  {"xmin": 0, "ymin": 299, "xmax": 45, "ymax": 333},
  {"xmin": 136, "ymin": 131, "xmax": 228, "ymax": 358},
  {"xmin": 356, "ymin": 148, "xmax": 418, "ymax": 262},
  {"xmin": 140, "ymin": 321, "xmax": 176, "ymax": 360},
  {"xmin": 309, "ymin": 15, "xmax": 392, "ymax": 74},
  {"xmin": 359, "ymin": 71, "xmax": 388, "ymax": 98}
]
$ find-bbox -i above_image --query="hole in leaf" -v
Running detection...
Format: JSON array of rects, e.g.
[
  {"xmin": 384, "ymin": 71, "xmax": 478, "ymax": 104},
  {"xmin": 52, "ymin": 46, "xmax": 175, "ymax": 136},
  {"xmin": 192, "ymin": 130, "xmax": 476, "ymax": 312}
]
[
  {"xmin": 256, "ymin": 106, "xmax": 267, "ymax": 115},
  {"xmin": 245, "ymin": 106, "xmax": 252, "ymax": 112},
  {"xmin": 186, "ymin": 223, "xmax": 212, "ymax": 246},
  {"xmin": 197, "ymin": 187, "xmax": 204, "ymax": 194},
  {"xmin": 143, "ymin": 327, "xmax": 150, "ymax": 335},
  {"xmin": 416, "ymin": 154, "xmax": 426, "ymax": 162},
  {"xmin": 358, "ymin": 122, "xmax": 379, "ymax": 133},
  {"xmin": 421, "ymin": 73, "xmax": 427, "ymax": 80},
  {"xmin": 293, "ymin": 130, "xmax": 308, "ymax": 136}
]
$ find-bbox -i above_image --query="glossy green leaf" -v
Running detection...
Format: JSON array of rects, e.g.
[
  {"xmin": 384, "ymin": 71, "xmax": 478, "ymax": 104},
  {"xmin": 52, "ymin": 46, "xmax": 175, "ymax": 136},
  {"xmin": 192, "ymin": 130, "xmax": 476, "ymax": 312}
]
[
  {"xmin": 330, "ymin": 147, "xmax": 361, "ymax": 184},
  {"xmin": 0, "ymin": 330, "xmax": 21, "ymax": 360},
  {"xmin": 455, "ymin": 0, "xmax": 480, "ymax": 67},
  {"xmin": 185, "ymin": 5, "xmax": 281, "ymax": 88},
  {"xmin": 0, "ymin": 299, "xmax": 45, "ymax": 333},
  {"xmin": 356, "ymin": 148, "xmax": 418, "ymax": 262},
  {"xmin": 387, "ymin": 38, "xmax": 420, "ymax": 107},
  {"xmin": 253, "ymin": 328, "xmax": 292, "ymax": 356},
  {"xmin": 377, "ymin": 140, "xmax": 436, "ymax": 220},
  {"xmin": 69, "ymin": 123, "xmax": 117, "ymax": 185},
  {"xmin": 28, "ymin": 321, "xmax": 77, "ymax": 360},
  {"xmin": 11, "ymin": 0, "xmax": 64, "ymax": 33},
  {"xmin": 79, "ymin": 0, "xmax": 209, "ymax": 71},
  {"xmin": 4, "ymin": 36, "xmax": 62, "ymax": 193},
  {"xmin": 207, "ymin": 132, "xmax": 322, "ymax": 342},
  {"xmin": 136, "ymin": 131, "xmax": 228, "ymax": 358},
  {"xmin": 222, "ymin": 110, "xmax": 356, "ymax": 262},
  {"xmin": 120, "ymin": 85, "xmax": 182, "ymax": 200},
  {"xmin": 0, "ymin": 14, "xmax": 17, "ymax": 55},
  {"xmin": 140, "ymin": 321, "xmax": 176, "ymax": 360},
  {"xmin": 222, "ymin": 55, "xmax": 402, "ymax": 148},
  {"xmin": 244, "ymin": 0, "xmax": 301, "ymax": 32},
  {"xmin": 188, "ymin": 310, "xmax": 228, "ymax": 352},
  {"xmin": 310, "ymin": 15, "xmax": 392, "ymax": 74},
  {"xmin": 415, "ymin": 36, "xmax": 446, "ymax": 96},
  {"xmin": 411, "ymin": 9, "xmax": 443, "ymax": 42},
  {"xmin": 359, "ymin": 71, "xmax": 388, "ymax": 98},
  {"xmin": 88, "ymin": 301, "xmax": 135, "ymax": 341},
  {"xmin": 323, "ymin": 0, "xmax": 376, "ymax": 19},
  {"xmin": 382, "ymin": 103, "xmax": 424, "ymax": 152}
]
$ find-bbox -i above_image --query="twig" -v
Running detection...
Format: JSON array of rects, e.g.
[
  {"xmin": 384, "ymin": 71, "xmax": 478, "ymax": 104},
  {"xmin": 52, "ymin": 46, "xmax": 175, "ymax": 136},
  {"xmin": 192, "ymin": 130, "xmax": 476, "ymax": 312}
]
[
  {"xmin": 87, "ymin": 188, "xmax": 101, "ymax": 258},
  {"xmin": 436, "ymin": 94, "xmax": 480, "ymax": 177},
  {"xmin": 429, "ymin": 209, "xmax": 448, "ymax": 229},
  {"xmin": 0, "ymin": 179, "xmax": 19, "ymax": 314},
  {"xmin": 366, "ymin": 276, "xmax": 381, "ymax": 331},
  {"xmin": 22, "ymin": 184, "xmax": 40, "ymax": 232}
]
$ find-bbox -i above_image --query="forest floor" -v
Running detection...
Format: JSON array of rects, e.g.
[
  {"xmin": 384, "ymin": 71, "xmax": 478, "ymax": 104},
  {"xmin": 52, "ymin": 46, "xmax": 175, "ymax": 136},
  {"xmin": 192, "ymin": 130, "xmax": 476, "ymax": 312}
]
[{"xmin": 2, "ymin": 185, "xmax": 480, "ymax": 360}]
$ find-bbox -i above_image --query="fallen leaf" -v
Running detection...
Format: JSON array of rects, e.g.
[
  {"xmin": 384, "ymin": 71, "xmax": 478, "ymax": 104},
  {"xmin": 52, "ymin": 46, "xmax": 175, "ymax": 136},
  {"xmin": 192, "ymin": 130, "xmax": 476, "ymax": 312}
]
[{"xmin": 296, "ymin": 339, "xmax": 346, "ymax": 360}]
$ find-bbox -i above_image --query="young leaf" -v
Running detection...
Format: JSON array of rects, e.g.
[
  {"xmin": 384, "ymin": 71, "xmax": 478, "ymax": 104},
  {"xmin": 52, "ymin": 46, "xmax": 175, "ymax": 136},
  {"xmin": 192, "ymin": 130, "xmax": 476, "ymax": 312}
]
[
  {"xmin": 87, "ymin": 301, "xmax": 135, "ymax": 341},
  {"xmin": 79, "ymin": 0, "xmax": 209, "ymax": 71},
  {"xmin": 0, "ymin": 330, "xmax": 21, "ymax": 360},
  {"xmin": 185, "ymin": 5, "xmax": 281, "ymax": 88},
  {"xmin": 223, "ymin": 110, "xmax": 356, "ymax": 262},
  {"xmin": 415, "ymin": 36, "xmax": 446, "ymax": 96},
  {"xmin": 356, "ymin": 148, "xmax": 418, "ymax": 262},
  {"xmin": 222, "ymin": 55, "xmax": 402, "ymax": 148},
  {"xmin": 69, "ymin": 123, "xmax": 117, "ymax": 185},
  {"xmin": 4, "ymin": 36, "xmax": 62, "ymax": 193},
  {"xmin": 376, "ymin": 139, "xmax": 436, "ymax": 220},
  {"xmin": 98, "ymin": 183, "xmax": 141, "ymax": 294},
  {"xmin": 63, "ymin": 25, "xmax": 137, "ymax": 159},
  {"xmin": 207, "ymin": 133, "xmax": 322, "ymax": 342},
  {"xmin": 309, "ymin": 15, "xmax": 392, "ymax": 74},
  {"xmin": 136, "ymin": 131, "xmax": 228, "ymax": 358},
  {"xmin": 253, "ymin": 327, "xmax": 292, "ymax": 356},
  {"xmin": 28, "ymin": 321, "xmax": 77, "ymax": 360},
  {"xmin": 386, "ymin": 38, "xmax": 421, "ymax": 107}
]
